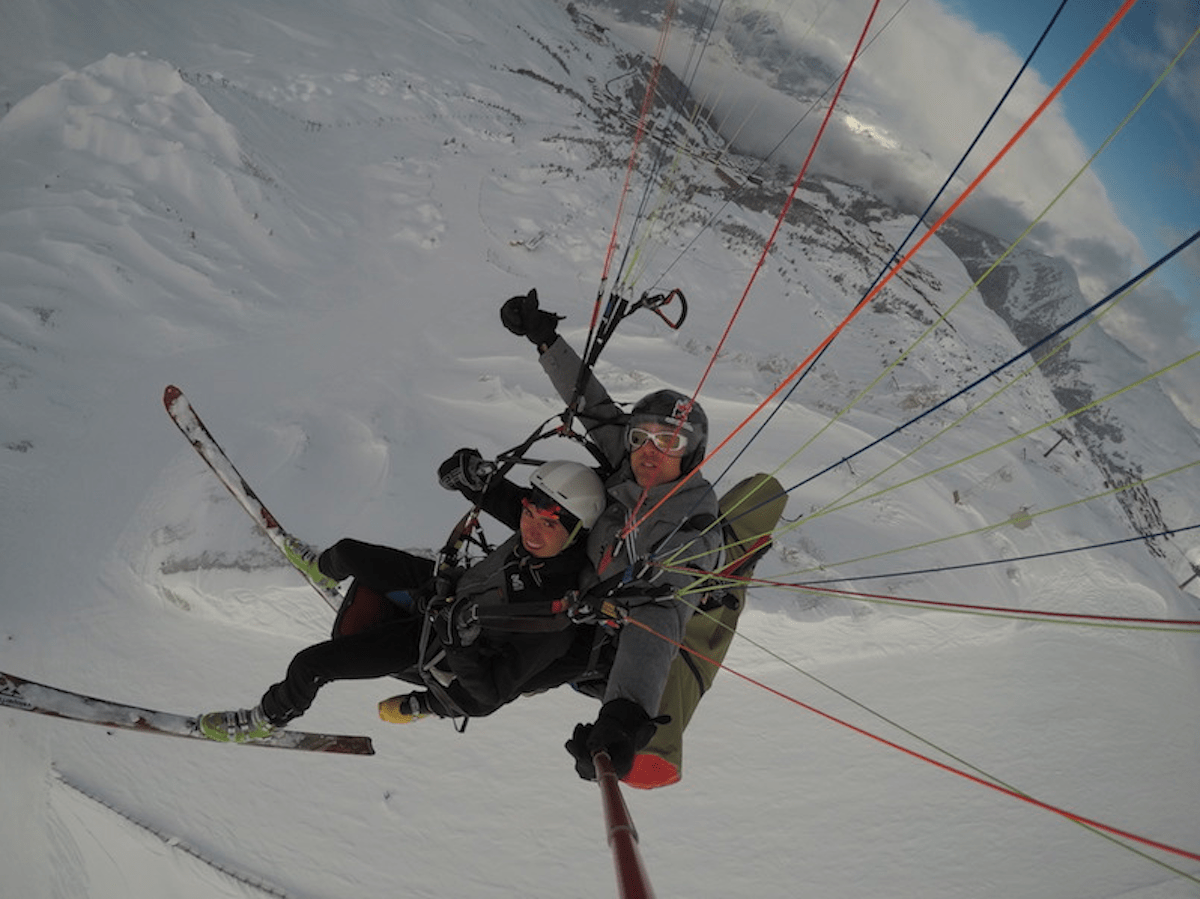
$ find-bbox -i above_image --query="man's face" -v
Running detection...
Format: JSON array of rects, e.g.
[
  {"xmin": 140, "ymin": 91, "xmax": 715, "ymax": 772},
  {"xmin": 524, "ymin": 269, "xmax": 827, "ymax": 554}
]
[
  {"xmin": 629, "ymin": 422, "xmax": 684, "ymax": 489},
  {"xmin": 519, "ymin": 503, "xmax": 572, "ymax": 558}
]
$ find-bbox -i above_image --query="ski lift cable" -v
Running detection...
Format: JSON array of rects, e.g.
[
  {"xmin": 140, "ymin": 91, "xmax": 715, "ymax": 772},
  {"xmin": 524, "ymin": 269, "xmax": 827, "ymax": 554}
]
[
  {"xmin": 625, "ymin": 615, "xmax": 1200, "ymax": 865},
  {"xmin": 623, "ymin": 0, "xmax": 1141, "ymax": 541}
]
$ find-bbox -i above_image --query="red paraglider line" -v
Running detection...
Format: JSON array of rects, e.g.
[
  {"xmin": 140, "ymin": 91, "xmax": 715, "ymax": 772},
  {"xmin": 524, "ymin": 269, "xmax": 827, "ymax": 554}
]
[
  {"xmin": 689, "ymin": 0, "xmax": 884, "ymax": 402},
  {"xmin": 626, "ymin": 616, "xmax": 1200, "ymax": 865},
  {"xmin": 628, "ymin": 0, "xmax": 1141, "ymax": 536}
]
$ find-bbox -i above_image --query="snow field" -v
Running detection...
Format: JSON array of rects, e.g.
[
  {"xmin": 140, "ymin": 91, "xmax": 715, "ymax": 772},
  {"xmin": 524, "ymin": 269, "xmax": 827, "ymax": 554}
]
[{"xmin": 1, "ymin": 2, "xmax": 1198, "ymax": 896}]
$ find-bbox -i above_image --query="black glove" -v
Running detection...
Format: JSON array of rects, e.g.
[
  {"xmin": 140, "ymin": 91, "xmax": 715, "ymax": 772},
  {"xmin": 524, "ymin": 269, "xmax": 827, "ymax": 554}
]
[
  {"xmin": 565, "ymin": 698, "xmax": 660, "ymax": 781},
  {"xmin": 429, "ymin": 595, "xmax": 481, "ymax": 648},
  {"xmin": 500, "ymin": 289, "xmax": 561, "ymax": 347},
  {"xmin": 438, "ymin": 448, "xmax": 491, "ymax": 493}
]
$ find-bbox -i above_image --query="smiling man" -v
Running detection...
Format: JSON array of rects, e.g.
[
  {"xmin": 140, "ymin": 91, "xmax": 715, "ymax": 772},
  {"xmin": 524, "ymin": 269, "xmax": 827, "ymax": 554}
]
[{"xmin": 501, "ymin": 289, "xmax": 723, "ymax": 782}]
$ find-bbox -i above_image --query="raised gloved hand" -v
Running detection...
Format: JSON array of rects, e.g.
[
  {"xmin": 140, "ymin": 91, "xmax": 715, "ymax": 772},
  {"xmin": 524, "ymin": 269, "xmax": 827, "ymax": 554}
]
[
  {"xmin": 565, "ymin": 698, "xmax": 660, "ymax": 781},
  {"xmin": 500, "ymin": 288, "xmax": 562, "ymax": 347},
  {"xmin": 438, "ymin": 448, "xmax": 492, "ymax": 493}
]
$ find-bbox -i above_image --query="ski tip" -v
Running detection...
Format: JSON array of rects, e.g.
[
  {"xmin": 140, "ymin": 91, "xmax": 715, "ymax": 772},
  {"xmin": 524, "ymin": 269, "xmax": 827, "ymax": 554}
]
[{"xmin": 163, "ymin": 384, "xmax": 182, "ymax": 407}]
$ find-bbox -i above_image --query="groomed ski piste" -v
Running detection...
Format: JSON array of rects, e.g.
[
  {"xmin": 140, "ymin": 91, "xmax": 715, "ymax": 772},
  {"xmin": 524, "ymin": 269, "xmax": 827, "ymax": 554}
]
[{"xmin": 2, "ymin": 1, "xmax": 1199, "ymax": 897}]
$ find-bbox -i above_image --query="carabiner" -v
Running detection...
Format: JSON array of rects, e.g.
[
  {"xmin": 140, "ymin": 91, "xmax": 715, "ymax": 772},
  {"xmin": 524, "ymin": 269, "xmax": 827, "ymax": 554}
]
[{"xmin": 636, "ymin": 288, "xmax": 688, "ymax": 330}]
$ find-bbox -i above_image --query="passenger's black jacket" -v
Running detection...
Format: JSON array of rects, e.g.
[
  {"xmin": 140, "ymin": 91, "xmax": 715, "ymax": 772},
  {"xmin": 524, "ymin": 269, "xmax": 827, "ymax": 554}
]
[{"xmin": 433, "ymin": 478, "xmax": 589, "ymax": 716}]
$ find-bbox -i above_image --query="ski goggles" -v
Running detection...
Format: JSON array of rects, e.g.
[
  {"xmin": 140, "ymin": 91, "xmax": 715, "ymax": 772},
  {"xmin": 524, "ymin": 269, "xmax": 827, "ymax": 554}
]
[
  {"xmin": 522, "ymin": 492, "xmax": 580, "ymax": 533},
  {"xmin": 626, "ymin": 426, "xmax": 689, "ymax": 456}
]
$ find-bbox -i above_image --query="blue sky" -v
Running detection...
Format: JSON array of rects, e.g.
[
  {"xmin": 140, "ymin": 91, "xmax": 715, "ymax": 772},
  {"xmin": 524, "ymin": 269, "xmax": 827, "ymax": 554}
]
[
  {"xmin": 653, "ymin": 0, "xmax": 1199, "ymax": 360},
  {"xmin": 949, "ymin": 0, "xmax": 1199, "ymax": 335},
  {"xmin": 644, "ymin": 0, "xmax": 1200, "ymax": 411}
]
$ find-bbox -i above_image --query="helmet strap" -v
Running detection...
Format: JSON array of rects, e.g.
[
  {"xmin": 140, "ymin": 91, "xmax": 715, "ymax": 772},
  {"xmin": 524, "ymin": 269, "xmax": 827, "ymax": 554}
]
[{"xmin": 563, "ymin": 520, "xmax": 585, "ymax": 549}]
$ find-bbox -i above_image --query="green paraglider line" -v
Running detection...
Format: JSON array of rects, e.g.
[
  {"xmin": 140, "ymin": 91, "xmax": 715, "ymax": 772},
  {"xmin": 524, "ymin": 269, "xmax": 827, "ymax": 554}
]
[
  {"xmin": 629, "ymin": 0, "xmax": 1142, "ymax": 536},
  {"xmin": 626, "ymin": 616, "xmax": 1200, "ymax": 867}
]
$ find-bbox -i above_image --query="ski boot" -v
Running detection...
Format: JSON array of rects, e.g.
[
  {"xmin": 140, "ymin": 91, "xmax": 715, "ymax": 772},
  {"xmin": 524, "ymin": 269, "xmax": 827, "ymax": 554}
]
[
  {"xmin": 378, "ymin": 692, "xmax": 433, "ymax": 724},
  {"xmin": 283, "ymin": 537, "xmax": 341, "ymax": 591},
  {"xmin": 198, "ymin": 705, "xmax": 277, "ymax": 743}
]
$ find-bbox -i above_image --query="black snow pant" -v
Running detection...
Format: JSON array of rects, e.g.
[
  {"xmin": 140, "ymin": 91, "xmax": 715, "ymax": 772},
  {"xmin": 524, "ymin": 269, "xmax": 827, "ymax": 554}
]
[
  {"xmin": 259, "ymin": 539, "xmax": 436, "ymax": 725},
  {"xmin": 259, "ymin": 617, "xmax": 424, "ymax": 725},
  {"xmin": 319, "ymin": 538, "xmax": 436, "ymax": 595}
]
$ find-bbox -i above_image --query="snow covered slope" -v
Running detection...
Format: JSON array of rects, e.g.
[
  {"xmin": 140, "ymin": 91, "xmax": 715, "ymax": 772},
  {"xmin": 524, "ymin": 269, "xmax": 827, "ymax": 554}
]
[{"xmin": 1, "ymin": 1, "xmax": 1198, "ymax": 896}]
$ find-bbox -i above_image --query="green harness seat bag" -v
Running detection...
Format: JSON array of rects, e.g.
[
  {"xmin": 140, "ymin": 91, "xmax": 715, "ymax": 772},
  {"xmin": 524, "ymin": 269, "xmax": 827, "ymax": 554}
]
[{"xmin": 626, "ymin": 473, "xmax": 786, "ymax": 789}]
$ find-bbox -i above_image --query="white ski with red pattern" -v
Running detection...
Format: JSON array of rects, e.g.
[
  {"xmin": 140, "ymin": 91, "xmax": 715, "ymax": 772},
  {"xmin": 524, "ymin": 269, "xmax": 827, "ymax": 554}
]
[{"xmin": 163, "ymin": 385, "xmax": 342, "ymax": 612}]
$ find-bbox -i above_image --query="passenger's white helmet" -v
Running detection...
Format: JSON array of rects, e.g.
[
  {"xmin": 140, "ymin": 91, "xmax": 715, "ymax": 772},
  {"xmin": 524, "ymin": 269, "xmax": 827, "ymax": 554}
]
[{"xmin": 528, "ymin": 460, "xmax": 606, "ymax": 531}]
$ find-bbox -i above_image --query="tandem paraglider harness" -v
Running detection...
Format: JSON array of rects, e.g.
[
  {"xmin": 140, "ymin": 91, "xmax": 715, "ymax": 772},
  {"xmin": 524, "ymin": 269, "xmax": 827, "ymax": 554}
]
[{"xmin": 408, "ymin": 288, "xmax": 695, "ymax": 726}]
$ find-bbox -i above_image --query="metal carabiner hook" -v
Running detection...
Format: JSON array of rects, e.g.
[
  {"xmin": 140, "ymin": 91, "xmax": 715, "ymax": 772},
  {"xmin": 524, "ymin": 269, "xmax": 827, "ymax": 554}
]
[{"xmin": 637, "ymin": 288, "xmax": 688, "ymax": 330}]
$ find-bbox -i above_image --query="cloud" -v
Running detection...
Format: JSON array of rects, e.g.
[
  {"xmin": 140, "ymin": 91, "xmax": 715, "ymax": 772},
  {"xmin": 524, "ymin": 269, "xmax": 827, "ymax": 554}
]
[
  {"xmin": 682, "ymin": 2, "xmax": 1147, "ymax": 292},
  {"xmin": 604, "ymin": 0, "xmax": 1197, "ymax": 352},
  {"xmin": 1141, "ymin": 0, "xmax": 1200, "ymax": 129},
  {"xmin": 1100, "ymin": 277, "xmax": 1200, "ymax": 426},
  {"xmin": 1176, "ymin": 227, "xmax": 1200, "ymax": 285}
]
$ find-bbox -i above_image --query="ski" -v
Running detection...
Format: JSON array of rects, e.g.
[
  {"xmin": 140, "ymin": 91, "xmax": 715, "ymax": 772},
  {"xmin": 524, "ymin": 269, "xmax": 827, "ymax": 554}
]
[
  {"xmin": 163, "ymin": 385, "xmax": 342, "ymax": 612},
  {"xmin": 0, "ymin": 671, "xmax": 374, "ymax": 755}
]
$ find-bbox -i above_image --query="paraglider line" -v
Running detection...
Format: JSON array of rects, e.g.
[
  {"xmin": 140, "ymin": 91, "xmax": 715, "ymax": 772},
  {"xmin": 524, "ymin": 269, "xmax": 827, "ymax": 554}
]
[
  {"xmin": 628, "ymin": 0, "xmax": 1141, "ymax": 538},
  {"xmin": 626, "ymin": 616, "xmax": 1200, "ymax": 865}
]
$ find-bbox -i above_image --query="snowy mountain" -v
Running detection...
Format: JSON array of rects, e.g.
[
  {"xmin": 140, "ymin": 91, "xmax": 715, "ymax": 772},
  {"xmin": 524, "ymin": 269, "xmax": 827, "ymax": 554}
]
[
  {"xmin": 2, "ymin": 2, "xmax": 1198, "ymax": 897},
  {"xmin": 940, "ymin": 219, "xmax": 1200, "ymax": 570}
]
